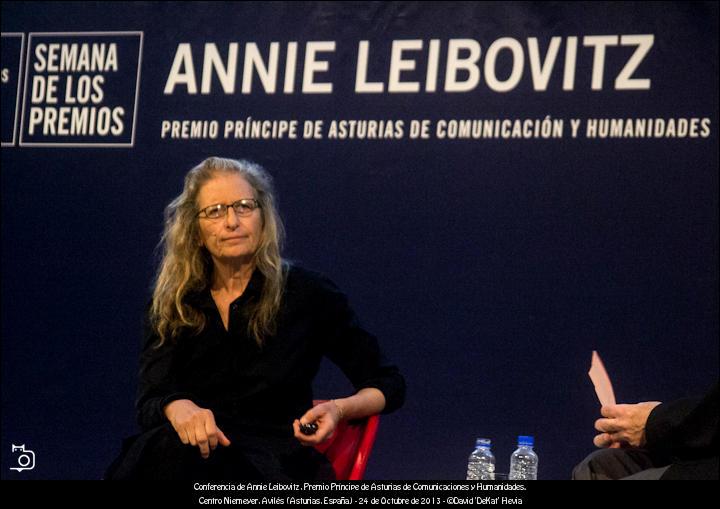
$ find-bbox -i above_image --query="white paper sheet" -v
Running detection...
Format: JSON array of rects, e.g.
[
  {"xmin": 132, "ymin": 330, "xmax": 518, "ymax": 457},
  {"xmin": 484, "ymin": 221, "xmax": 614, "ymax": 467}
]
[{"xmin": 588, "ymin": 350, "xmax": 616, "ymax": 406}]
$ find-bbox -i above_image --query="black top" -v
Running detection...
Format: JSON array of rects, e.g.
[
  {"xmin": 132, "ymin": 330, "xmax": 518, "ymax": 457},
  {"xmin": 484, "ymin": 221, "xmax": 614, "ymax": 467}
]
[
  {"xmin": 645, "ymin": 383, "xmax": 718, "ymax": 480},
  {"xmin": 136, "ymin": 263, "xmax": 406, "ymax": 440}
]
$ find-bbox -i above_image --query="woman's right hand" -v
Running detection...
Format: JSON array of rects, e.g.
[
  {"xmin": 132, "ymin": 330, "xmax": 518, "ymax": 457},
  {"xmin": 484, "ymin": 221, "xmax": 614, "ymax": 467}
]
[{"xmin": 164, "ymin": 399, "xmax": 231, "ymax": 458}]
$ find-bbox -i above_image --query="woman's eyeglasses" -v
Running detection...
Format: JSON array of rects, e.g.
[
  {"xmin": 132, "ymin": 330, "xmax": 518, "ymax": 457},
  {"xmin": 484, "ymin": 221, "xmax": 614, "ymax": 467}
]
[{"xmin": 197, "ymin": 198, "xmax": 261, "ymax": 219}]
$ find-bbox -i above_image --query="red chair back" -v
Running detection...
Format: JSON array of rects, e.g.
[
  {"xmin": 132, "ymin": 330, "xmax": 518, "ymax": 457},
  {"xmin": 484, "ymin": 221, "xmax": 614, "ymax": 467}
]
[{"xmin": 312, "ymin": 400, "xmax": 380, "ymax": 480}]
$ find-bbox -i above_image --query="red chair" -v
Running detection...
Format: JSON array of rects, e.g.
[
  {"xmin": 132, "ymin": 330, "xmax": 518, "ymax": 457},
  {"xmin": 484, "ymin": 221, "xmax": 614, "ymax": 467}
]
[{"xmin": 312, "ymin": 400, "xmax": 380, "ymax": 480}]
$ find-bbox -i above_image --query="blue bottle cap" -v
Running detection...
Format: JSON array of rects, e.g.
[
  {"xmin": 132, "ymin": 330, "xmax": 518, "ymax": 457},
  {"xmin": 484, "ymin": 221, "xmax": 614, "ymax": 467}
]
[
  {"xmin": 518, "ymin": 435, "xmax": 534, "ymax": 446},
  {"xmin": 475, "ymin": 438, "xmax": 492, "ymax": 448}
]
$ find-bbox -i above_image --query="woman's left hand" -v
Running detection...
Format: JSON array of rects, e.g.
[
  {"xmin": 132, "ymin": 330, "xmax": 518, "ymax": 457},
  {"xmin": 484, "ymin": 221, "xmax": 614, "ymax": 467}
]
[{"xmin": 293, "ymin": 400, "xmax": 342, "ymax": 446}]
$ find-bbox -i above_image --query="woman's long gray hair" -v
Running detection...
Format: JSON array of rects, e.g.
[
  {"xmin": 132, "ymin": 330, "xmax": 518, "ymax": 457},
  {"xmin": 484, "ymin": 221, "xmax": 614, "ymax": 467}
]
[{"xmin": 151, "ymin": 157, "xmax": 287, "ymax": 346}]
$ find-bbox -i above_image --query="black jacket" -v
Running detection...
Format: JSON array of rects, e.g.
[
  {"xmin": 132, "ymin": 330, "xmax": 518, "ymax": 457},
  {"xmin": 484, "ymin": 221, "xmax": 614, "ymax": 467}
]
[
  {"xmin": 136, "ymin": 262, "xmax": 405, "ymax": 436},
  {"xmin": 645, "ymin": 383, "xmax": 719, "ymax": 480},
  {"xmin": 107, "ymin": 263, "xmax": 405, "ymax": 480}
]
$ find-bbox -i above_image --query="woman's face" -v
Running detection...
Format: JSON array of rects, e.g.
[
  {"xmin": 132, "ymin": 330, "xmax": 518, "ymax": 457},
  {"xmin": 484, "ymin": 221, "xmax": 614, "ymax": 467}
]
[{"xmin": 196, "ymin": 173, "xmax": 263, "ymax": 264}]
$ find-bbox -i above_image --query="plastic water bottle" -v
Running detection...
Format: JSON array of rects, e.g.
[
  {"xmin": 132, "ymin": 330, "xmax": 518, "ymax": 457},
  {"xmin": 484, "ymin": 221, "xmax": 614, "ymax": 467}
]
[
  {"xmin": 466, "ymin": 438, "xmax": 495, "ymax": 480},
  {"xmin": 508, "ymin": 435, "xmax": 538, "ymax": 480}
]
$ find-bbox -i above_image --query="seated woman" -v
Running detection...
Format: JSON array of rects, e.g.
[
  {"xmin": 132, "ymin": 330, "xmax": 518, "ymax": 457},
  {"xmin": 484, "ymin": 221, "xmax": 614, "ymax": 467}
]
[{"xmin": 106, "ymin": 157, "xmax": 405, "ymax": 480}]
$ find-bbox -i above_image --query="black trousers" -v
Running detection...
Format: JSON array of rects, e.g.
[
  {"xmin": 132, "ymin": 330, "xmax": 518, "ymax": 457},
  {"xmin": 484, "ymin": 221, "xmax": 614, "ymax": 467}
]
[
  {"xmin": 106, "ymin": 423, "xmax": 335, "ymax": 481},
  {"xmin": 572, "ymin": 448, "xmax": 669, "ymax": 480}
]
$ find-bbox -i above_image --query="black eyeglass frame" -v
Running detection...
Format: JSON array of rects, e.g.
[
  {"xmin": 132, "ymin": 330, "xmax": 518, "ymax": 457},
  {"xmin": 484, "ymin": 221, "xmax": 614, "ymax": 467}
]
[{"xmin": 196, "ymin": 198, "xmax": 261, "ymax": 219}]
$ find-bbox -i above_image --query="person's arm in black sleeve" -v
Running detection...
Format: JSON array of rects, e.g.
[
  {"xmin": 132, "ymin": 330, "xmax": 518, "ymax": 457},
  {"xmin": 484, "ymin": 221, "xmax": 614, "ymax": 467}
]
[
  {"xmin": 645, "ymin": 383, "xmax": 719, "ymax": 460},
  {"xmin": 135, "ymin": 306, "xmax": 195, "ymax": 430},
  {"xmin": 317, "ymin": 275, "xmax": 406, "ymax": 415}
]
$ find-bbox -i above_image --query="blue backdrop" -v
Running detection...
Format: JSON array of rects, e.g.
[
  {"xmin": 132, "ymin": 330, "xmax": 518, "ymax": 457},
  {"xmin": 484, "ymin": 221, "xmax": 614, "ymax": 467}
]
[{"xmin": 2, "ymin": 1, "xmax": 717, "ymax": 479}]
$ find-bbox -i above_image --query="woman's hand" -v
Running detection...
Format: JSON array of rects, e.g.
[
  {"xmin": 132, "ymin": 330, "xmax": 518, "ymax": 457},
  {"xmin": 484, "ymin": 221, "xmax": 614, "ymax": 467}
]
[
  {"xmin": 164, "ymin": 399, "xmax": 231, "ymax": 458},
  {"xmin": 293, "ymin": 400, "xmax": 343, "ymax": 446}
]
